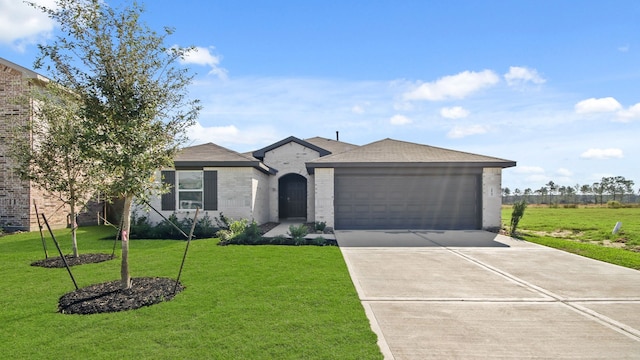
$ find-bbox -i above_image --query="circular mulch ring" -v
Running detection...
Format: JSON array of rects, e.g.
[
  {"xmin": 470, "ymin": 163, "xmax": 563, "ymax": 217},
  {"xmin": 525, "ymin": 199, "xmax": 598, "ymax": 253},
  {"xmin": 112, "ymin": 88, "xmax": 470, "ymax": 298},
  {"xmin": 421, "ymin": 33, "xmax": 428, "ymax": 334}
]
[
  {"xmin": 59, "ymin": 277, "xmax": 185, "ymax": 315},
  {"xmin": 31, "ymin": 253, "xmax": 115, "ymax": 268}
]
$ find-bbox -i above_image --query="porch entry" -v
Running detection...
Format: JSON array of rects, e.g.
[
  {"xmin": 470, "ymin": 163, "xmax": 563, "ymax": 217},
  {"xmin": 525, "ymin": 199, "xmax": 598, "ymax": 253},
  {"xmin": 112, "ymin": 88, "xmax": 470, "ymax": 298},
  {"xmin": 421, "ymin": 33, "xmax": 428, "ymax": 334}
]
[{"xmin": 278, "ymin": 173, "xmax": 307, "ymax": 219}]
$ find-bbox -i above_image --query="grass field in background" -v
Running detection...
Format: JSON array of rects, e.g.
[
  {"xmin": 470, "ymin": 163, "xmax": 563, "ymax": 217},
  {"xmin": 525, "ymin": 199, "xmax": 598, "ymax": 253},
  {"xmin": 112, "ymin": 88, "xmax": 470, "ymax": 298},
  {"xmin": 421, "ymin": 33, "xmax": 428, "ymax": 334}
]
[
  {"xmin": 0, "ymin": 227, "xmax": 382, "ymax": 359},
  {"xmin": 502, "ymin": 206, "xmax": 640, "ymax": 270}
]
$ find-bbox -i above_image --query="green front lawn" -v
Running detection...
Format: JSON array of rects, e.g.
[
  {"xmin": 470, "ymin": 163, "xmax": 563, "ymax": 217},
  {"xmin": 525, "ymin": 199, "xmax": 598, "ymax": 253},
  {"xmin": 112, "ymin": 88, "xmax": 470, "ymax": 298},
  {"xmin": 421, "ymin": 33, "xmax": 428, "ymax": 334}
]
[
  {"xmin": 502, "ymin": 206, "xmax": 640, "ymax": 270},
  {"xmin": 0, "ymin": 227, "xmax": 382, "ymax": 359},
  {"xmin": 503, "ymin": 206, "xmax": 640, "ymax": 246}
]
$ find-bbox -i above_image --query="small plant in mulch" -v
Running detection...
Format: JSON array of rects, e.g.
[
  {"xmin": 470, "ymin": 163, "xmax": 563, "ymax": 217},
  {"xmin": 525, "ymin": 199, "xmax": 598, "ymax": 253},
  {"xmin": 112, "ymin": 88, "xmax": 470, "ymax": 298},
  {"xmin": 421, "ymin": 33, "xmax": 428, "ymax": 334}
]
[
  {"xmin": 314, "ymin": 221, "xmax": 327, "ymax": 233},
  {"xmin": 288, "ymin": 224, "xmax": 309, "ymax": 245},
  {"xmin": 58, "ymin": 277, "xmax": 184, "ymax": 315},
  {"xmin": 31, "ymin": 253, "xmax": 115, "ymax": 268}
]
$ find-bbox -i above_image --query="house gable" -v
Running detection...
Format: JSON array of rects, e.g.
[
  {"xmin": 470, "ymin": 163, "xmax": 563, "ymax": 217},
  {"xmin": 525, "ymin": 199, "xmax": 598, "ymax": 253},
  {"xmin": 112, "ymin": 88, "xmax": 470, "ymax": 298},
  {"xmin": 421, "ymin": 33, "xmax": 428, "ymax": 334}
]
[
  {"xmin": 252, "ymin": 136, "xmax": 331, "ymax": 160},
  {"xmin": 255, "ymin": 138, "xmax": 325, "ymax": 222}
]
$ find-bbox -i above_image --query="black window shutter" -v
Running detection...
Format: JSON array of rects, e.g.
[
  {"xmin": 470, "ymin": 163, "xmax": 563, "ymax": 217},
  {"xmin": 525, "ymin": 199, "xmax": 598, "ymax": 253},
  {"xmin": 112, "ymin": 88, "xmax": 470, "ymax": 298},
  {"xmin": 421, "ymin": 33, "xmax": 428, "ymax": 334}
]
[
  {"xmin": 203, "ymin": 171, "xmax": 218, "ymax": 210},
  {"xmin": 161, "ymin": 170, "xmax": 176, "ymax": 211}
]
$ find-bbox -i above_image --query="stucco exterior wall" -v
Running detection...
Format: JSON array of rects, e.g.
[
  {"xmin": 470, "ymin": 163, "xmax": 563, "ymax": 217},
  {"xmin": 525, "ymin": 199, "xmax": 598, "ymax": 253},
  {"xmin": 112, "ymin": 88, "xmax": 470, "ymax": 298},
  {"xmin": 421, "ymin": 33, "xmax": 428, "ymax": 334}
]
[
  {"xmin": 262, "ymin": 141, "xmax": 320, "ymax": 222},
  {"xmin": 482, "ymin": 167, "xmax": 503, "ymax": 231},
  {"xmin": 314, "ymin": 167, "xmax": 334, "ymax": 228}
]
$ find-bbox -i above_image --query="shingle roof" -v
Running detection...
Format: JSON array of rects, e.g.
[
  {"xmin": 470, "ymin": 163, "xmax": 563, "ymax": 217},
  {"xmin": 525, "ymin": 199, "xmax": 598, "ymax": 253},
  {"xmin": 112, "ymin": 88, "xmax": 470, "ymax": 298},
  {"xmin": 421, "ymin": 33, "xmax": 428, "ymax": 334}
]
[
  {"xmin": 174, "ymin": 143, "xmax": 275, "ymax": 174},
  {"xmin": 307, "ymin": 138, "xmax": 516, "ymax": 168},
  {"xmin": 173, "ymin": 137, "xmax": 515, "ymax": 174},
  {"xmin": 304, "ymin": 137, "xmax": 359, "ymax": 155}
]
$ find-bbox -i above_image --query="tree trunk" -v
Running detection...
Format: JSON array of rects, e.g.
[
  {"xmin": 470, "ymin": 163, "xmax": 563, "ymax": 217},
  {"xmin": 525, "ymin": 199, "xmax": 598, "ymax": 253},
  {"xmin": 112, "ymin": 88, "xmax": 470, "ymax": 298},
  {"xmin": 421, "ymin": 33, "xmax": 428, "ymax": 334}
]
[{"xmin": 121, "ymin": 194, "xmax": 133, "ymax": 289}]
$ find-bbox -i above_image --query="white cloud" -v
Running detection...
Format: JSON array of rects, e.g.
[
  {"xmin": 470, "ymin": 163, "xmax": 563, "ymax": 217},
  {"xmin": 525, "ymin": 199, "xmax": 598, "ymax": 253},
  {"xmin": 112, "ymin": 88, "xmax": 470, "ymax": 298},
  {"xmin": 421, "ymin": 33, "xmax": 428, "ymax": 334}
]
[
  {"xmin": 580, "ymin": 148, "xmax": 624, "ymax": 160},
  {"xmin": 440, "ymin": 106, "xmax": 469, "ymax": 119},
  {"xmin": 447, "ymin": 124, "xmax": 488, "ymax": 138},
  {"xmin": 389, "ymin": 114, "xmax": 412, "ymax": 125},
  {"xmin": 351, "ymin": 105, "xmax": 365, "ymax": 114},
  {"xmin": 618, "ymin": 44, "xmax": 630, "ymax": 52},
  {"xmin": 393, "ymin": 101, "xmax": 414, "ymax": 111},
  {"xmin": 504, "ymin": 66, "xmax": 546, "ymax": 87},
  {"xmin": 616, "ymin": 103, "xmax": 640, "ymax": 121},
  {"xmin": 575, "ymin": 97, "xmax": 622, "ymax": 114},
  {"xmin": 0, "ymin": 0, "xmax": 57, "ymax": 51},
  {"xmin": 186, "ymin": 122, "xmax": 279, "ymax": 147},
  {"xmin": 180, "ymin": 46, "xmax": 228, "ymax": 79},
  {"xmin": 403, "ymin": 70, "xmax": 499, "ymax": 101},
  {"xmin": 556, "ymin": 168, "xmax": 572, "ymax": 177}
]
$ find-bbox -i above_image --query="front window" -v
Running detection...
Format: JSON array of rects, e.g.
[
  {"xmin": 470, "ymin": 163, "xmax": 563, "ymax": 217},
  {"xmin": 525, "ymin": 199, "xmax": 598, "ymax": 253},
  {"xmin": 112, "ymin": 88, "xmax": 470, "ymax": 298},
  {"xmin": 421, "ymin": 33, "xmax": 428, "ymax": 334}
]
[{"xmin": 178, "ymin": 171, "xmax": 203, "ymax": 210}]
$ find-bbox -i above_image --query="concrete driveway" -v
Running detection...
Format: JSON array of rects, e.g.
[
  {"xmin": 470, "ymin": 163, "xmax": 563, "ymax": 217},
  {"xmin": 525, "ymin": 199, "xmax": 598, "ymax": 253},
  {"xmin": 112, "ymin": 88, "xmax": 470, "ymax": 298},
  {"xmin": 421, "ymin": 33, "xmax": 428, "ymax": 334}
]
[{"xmin": 335, "ymin": 230, "xmax": 640, "ymax": 359}]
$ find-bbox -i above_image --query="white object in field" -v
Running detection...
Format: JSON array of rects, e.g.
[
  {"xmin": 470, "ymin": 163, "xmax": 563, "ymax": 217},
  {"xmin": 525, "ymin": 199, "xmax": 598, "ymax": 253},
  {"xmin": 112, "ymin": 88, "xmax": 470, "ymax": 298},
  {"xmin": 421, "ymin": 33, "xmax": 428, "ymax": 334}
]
[{"xmin": 612, "ymin": 222, "xmax": 622, "ymax": 234}]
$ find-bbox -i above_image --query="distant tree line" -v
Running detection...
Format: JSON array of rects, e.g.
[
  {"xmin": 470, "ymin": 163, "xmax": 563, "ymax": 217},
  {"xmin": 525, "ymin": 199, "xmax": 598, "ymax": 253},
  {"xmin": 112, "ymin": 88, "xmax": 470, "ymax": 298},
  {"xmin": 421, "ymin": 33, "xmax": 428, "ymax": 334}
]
[{"xmin": 502, "ymin": 176, "xmax": 638, "ymax": 205}]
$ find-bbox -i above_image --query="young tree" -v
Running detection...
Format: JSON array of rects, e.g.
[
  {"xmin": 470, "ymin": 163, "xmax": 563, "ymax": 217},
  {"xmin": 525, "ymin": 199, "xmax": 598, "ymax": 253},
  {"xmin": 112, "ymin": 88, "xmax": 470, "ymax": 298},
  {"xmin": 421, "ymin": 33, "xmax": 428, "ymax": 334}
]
[
  {"xmin": 558, "ymin": 185, "xmax": 567, "ymax": 203},
  {"xmin": 534, "ymin": 187, "xmax": 547, "ymax": 205},
  {"xmin": 592, "ymin": 182, "xmax": 605, "ymax": 205},
  {"xmin": 11, "ymin": 82, "xmax": 97, "ymax": 257},
  {"xmin": 31, "ymin": 0, "xmax": 200, "ymax": 288},
  {"xmin": 612, "ymin": 176, "xmax": 634, "ymax": 203},
  {"xmin": 580, "ymin": 184, "xmax": 591, "ymax": 204},
  {"xmin": 523, "ymin": 188, "xmax": 532, "ymax": 203},
  {"xmin": 502, "ymin": 187, "xmax": 511, "ymax": 202},
  {"xmin": 545, "ymin": 181, "xmax": 557, "ymax": 205},
  {"xmin": 513, "ymin": 188, "xmax": 522, "ymax": 202}
]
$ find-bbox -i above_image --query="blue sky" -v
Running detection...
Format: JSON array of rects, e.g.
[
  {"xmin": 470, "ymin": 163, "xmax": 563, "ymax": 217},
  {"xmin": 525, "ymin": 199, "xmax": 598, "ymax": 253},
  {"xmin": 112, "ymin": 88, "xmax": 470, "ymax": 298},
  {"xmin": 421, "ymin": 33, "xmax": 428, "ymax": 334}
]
[{"xmin": 2, "ymin": 0, "xmax": 639, "ymax": 192}]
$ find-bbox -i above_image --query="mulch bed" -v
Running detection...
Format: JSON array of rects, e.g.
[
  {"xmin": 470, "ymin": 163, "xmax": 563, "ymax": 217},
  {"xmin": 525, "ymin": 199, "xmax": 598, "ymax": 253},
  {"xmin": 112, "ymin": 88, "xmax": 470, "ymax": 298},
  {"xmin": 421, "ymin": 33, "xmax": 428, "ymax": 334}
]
[
  {"xmin": 58, "ymin": 277, "xmax": 184, "ymax": 315},
  {"xmin": 258, "ymin": 222, "xmax": 279, "ymax": 235},
  {"xmin": 31, "ymin": 253, "xmax": 115, "ymax": 268}
]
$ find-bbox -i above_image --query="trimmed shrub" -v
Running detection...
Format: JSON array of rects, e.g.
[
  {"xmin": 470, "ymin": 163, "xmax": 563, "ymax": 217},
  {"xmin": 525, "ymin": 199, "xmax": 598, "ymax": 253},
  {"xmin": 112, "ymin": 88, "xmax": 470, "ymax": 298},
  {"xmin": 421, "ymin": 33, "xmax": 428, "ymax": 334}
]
[{"xmin": 607, "ymin": 200, "xmax": 622, "ymax": 209}]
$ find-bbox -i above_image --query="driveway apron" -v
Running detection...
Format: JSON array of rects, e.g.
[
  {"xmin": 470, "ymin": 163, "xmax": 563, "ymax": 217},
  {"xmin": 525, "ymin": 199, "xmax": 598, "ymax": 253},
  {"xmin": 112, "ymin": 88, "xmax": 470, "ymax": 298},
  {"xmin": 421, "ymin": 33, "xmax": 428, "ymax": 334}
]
[{"xmin": 336, "ymin": 230, "xmax": 640, "ymax": 359}]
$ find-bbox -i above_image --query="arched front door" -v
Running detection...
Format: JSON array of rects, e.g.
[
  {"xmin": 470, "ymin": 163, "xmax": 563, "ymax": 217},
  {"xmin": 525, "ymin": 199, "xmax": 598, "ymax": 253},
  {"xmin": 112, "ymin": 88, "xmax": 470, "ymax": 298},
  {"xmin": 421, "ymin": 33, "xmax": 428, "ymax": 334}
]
[{"xmin": 278, "ymin": 174, "xmax": 307, "ymax": 219}]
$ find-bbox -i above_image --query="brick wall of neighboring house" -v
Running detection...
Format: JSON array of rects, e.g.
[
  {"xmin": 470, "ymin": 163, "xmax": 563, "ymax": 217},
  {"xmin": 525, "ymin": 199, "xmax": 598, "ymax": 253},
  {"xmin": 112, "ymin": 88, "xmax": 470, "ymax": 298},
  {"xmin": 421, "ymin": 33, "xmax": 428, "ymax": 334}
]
[
  {"xmin": 1, "ymin": 59, "xmax": 98, "ymax": 232},
  {"xmin": 1, "ymin": 61, "xmax": 33, "ymax": 230}
]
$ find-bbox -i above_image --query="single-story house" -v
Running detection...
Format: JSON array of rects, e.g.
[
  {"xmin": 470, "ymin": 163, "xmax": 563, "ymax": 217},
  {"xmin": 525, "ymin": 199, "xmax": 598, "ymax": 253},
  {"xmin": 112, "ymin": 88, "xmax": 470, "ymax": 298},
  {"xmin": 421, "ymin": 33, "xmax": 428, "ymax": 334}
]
[{"xmin": 144, "ymin": 136, "xmax": 515, "ymax": 230}]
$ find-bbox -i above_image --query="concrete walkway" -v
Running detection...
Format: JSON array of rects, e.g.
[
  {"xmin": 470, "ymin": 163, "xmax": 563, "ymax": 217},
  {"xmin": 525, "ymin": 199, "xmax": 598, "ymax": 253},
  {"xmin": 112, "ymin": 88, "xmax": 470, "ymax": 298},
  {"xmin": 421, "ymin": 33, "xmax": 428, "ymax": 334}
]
[{"xmin": 336, "ymin": 230, "xmax": 640, "ymax": 359}]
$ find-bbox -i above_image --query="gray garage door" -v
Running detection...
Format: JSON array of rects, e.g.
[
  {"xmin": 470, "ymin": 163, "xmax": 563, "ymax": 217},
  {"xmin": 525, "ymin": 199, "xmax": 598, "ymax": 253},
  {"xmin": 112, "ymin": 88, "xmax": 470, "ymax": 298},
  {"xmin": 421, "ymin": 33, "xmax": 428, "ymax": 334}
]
[{"xmin": 335, "ymin": 169, "xmax": 481, "ymax": 230}]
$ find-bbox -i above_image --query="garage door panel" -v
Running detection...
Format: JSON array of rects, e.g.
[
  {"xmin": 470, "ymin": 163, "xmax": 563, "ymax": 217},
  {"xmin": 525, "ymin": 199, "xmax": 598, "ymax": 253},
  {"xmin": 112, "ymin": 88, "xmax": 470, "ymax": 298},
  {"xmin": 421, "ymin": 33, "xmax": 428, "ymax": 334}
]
[{"xmin": 335, "ymin": 172, "xmax": 480, "ymax": 230}]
